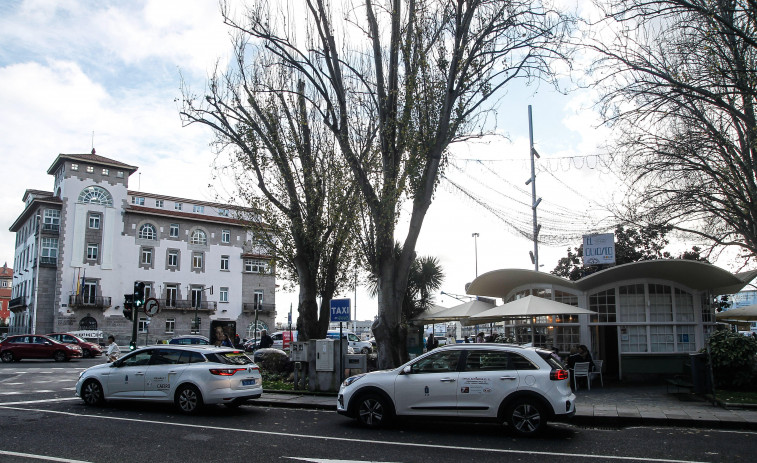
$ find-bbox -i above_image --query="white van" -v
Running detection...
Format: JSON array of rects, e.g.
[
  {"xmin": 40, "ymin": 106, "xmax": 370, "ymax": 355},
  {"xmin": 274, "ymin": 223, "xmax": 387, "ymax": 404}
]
[{"xmin": 326, "ymin": 330, "xmax": 372, "ymax": 354}]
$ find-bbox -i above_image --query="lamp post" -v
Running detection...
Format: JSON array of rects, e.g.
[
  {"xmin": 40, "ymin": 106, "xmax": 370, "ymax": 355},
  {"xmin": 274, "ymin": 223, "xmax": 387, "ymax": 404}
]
[{"xmin": 472, "ymin": 233, "xmax": 479, "ymax": 278}]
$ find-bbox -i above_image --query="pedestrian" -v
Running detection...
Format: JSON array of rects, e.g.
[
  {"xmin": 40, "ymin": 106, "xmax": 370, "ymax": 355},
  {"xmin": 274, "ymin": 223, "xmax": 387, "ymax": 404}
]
[
  {"xmin": 234, "ymin": 333, "xmax": 241, "ymax": 348},
  {"xmin": 221, "ymin": 333, "xmax": 233, "ymax": 348},
  {"xmin": 259, "ymin": 329, "xmax": 273, "ymax": 349},
  {"xmin": 476, "ymin": 332, "xmax": 485, "ymax": 343},
  {"xmin": 426, "ymin": 333, "xmax": 438, "ymax": 351},
  {"xmin": 106, "ymin": 335, "xmax": 120, "ymax": 363},
  {"xmin": 464, "ymin": 335, "xmax": 470, "ymax": 343}
]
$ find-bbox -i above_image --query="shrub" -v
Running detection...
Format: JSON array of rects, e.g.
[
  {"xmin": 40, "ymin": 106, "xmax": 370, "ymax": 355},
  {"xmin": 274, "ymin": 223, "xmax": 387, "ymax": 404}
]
[{"xmin": 705, "ymin": 330, "xmax": 757, "ymax": 390}]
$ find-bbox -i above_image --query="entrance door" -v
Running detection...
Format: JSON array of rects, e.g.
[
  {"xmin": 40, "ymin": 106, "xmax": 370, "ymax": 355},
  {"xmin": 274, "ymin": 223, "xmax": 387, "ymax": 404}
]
[{"xmin": 593, "ymin": 326, "xmax": 619, "ymax": 379}]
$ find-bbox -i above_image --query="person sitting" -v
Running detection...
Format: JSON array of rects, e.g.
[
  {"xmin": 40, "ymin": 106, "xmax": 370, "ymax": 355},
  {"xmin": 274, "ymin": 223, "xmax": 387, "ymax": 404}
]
[{"xmin": 577, "ymin": 344, "xmax": 595, "ymax": 372}]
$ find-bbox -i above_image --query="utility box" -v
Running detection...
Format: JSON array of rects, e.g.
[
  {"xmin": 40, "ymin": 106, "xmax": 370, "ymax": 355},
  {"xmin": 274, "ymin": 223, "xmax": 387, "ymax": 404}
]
[
  {"xmin": 316, "ymin": 339, "xmax": 335, "ymax": 371},
  {"xmin": 291, "ymin": 341, "xmax": 308, "ymax": 362},
  {"xmin": 345, "ymin": 354, "xmax": 367, "ymax": 370}
]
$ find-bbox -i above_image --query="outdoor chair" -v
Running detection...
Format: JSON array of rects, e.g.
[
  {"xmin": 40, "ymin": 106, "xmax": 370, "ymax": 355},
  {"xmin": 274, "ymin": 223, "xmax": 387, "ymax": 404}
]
[
  {"xmin": 590, "ymin": 359, "xmax": 604, "ymax": 387},
  {"xmin": 573, "ymin": 362, "xmax": 591, "ymax": 390}
]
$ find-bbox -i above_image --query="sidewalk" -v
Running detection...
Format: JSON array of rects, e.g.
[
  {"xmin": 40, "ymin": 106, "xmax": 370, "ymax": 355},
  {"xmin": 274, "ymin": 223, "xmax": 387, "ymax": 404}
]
[{"xmin": 254, "ymin": 384, "xmax": 757, "ymax": 430}]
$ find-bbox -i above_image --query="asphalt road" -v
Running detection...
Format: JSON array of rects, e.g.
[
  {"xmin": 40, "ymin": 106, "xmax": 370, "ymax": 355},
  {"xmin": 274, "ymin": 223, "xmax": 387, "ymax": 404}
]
[{"xmin": 0, "ymin": 358, "xmax": 754, "ymax": 463}]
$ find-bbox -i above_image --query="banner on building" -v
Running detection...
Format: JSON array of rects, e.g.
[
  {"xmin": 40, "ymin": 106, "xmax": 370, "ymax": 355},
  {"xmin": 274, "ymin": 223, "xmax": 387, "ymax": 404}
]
[{"xmin": 583, "ymin": 233, "xmax": 615, "ymax": 267}]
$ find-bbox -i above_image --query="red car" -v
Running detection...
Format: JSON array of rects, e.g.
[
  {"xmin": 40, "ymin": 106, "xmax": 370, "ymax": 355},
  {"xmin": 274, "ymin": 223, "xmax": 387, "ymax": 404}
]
[
  {"xmin": 0, "ymin": 334, "xmax": 83, "ymax": 362},
  {"xmin": 46, "ymin": 333, "xmax": 103, "ymax": 358}
]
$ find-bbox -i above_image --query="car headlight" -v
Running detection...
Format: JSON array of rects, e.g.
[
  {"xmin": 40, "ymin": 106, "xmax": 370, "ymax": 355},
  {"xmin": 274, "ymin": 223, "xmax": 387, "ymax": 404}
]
[
  {"xmin": 66, "ymin": 345, "xmax": 76, "ymax": 350},
  {"xmin": 342, "ymin": 374, "xmax": 366, "ymax": 387}
]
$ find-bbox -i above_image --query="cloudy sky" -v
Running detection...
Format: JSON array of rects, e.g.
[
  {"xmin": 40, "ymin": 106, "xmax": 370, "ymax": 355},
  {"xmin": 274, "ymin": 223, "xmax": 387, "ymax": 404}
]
[{"xmin": 0, "ymin": 0, "xmax": 643, "ymax": 323}]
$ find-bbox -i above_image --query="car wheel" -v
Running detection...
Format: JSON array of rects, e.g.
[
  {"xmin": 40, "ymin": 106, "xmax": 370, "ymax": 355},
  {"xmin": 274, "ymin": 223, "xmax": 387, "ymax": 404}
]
[
  {"xmin": 361, "ymin": 347, "xmax": 370, "ymax": 354},
  {"xmin": 53, "ymin": 351, "xmax": 67, "ymax": 362},
  {"xmin": 505, "ymin": 399, "xmax": 546, "ymax": 437},
  {"xmin": 1, "ymin": 351, "xmax": 13, "ymax": 363},
  {"xmin": 81, "ymin": 380, "xmax": 105, "ymax": 406},
  {"xmin": 356, "ymin": 393, "xmax": 391, "ymax": 428},
  {"xmin": 82, "ymin": 349, "xmax": 92, "ymax": 358},
  {"xmin": 176, "ymin": 385, "xmax": 203, "ymax": 414}
]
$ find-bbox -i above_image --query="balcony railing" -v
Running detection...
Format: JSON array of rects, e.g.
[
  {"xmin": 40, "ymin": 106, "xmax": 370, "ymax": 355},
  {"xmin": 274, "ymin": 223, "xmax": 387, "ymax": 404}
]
[
  {"xmin": 41, "ymin": 223, "xmax": 60, "ymax": 233},
  {"xmin": 39, "ymin": 256, "xmax": 58, "ymax": 265},
  {"xmin": 68, "ymin": 295, "xmax": 112, "ymax": 310},
  {"xmin": 8, "ymin": 296, "xmax": 26, "ymax": 311},
  {"xmin": 242, "ymin": 302, "xmax": 276, "ymax": 314},
  {"xmin": 160, "ymin": 299, "xmax": 217, "ymax": 312}
]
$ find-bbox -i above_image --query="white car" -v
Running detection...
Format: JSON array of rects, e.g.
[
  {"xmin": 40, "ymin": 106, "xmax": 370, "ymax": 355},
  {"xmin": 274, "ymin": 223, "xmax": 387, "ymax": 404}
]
[
  {"xmin": 337, "ymin": 344, "xmax": 575, "ymax": 436},
  {"xmin": 76, "ymin": 345, "xmax": 262, "ymax": 414},
  {"xmin": 327, "ymin": 331, "xmax": 372, "ymax": 354}
]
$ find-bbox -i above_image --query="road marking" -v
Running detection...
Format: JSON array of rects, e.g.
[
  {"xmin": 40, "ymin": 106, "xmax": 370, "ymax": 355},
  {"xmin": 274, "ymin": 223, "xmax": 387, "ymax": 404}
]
[
  {"xmin": 286, "ymin": 459, "xmax": 400, "ymax": 463},
  {"xmin": 0, "ymin": 398, "xmax": 79, "ymax": 405},
  {"xmin": 0, "ymin": 390, "xmax": 54, "ymax": 395},
  {"xmin": 0, "ymin": 449, "xmax": 92, "ymax": 462},
  {"xmin": 0, "ymin": 405, "xmax": 711, "ymax": 463}
]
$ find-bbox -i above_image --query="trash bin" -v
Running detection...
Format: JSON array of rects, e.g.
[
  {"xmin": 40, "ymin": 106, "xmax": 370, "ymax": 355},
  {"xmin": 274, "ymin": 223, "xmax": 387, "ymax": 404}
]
[{"xmin": 689, "ymin": 352, "xmax": 712, "ymax": 394}]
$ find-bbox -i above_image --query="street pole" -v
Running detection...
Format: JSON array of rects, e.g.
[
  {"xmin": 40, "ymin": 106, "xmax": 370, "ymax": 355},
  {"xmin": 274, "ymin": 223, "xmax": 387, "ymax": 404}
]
[
  {"xmin": 472, "ymin": 232, "xmax": 479, "ymax": 278},
  {"xmin": 527, "ymin": 105, "xmax": 541, "ymax": 272}
]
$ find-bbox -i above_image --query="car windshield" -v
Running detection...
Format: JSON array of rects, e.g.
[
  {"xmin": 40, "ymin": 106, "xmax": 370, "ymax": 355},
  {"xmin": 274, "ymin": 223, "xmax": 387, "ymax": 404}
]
[{"xmin": 206, "ymin": 351, "xmax": 253, "ymax": 365}]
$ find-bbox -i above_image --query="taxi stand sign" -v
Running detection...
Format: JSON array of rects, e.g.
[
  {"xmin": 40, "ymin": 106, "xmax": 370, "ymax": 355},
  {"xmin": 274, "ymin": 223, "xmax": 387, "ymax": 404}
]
[
  {"xmin": 330, "ymin": 298, "xmax": 351, "ymax": 383},
  {"xmin": 330, "ymin": 298, "xmax": 351, "ymax": 322}
]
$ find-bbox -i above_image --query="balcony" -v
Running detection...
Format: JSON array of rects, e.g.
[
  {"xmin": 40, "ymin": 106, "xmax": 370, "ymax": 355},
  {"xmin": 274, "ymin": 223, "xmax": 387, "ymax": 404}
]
[
  {"xmin": 68, "ymin": 295, "xmax": 112, "ymax": 310},
  {"xmin": 39, "ymin": 256, "xmax": 58, "ymax": 266},
  {"xmin": 242, "ymin": 302, "xmax": 276, "ymax": 314},
  {"xmin": 41, "ymin": 223, "xmax": 60, "ymax": 233},
  {"xmin": 160, "ymin": 299, "xmax": 217, "ymax": 312},
  {"xmin": 8, "ymin": 296, "xmax": 27, "ymax": 312}
]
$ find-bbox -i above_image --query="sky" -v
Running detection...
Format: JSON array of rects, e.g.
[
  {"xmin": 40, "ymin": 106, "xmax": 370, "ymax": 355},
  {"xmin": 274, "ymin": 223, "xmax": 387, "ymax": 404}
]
[{"xmin": 0, "ymin": 0, "xmax": 718, "ymax": 324}]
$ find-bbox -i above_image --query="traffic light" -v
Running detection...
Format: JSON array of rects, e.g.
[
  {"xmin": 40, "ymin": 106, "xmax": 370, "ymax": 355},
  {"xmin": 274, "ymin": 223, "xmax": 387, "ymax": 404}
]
[
  {"xmin": 134, "ymin": 281, "xmax": 146, "ymax": 309},
  {"xmin": 123, "ymin": 294, "xmax": 133, "ymax": 319}
]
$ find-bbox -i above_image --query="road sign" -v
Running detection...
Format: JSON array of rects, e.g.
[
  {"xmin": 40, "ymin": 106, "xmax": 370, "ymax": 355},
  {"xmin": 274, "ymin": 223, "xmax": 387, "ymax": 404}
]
[
  {"xmin": 330, "ymin": 298, "xmax": 351, "ymax": 322},
  {"xmin": 144, "ymin": 297, "xmax": 160, "ymax": 316}
]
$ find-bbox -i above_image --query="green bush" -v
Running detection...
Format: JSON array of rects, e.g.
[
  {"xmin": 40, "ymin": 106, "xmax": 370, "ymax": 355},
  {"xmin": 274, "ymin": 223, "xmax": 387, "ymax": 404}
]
[{"xmin": 705, "ymin": 330, "xmax": 757, "ymax": 390}]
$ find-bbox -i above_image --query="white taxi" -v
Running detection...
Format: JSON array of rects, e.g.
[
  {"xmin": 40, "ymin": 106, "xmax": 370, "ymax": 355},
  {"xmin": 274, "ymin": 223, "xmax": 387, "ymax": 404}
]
[
  {"xmin": 76, "ymin": 345, "xmax": 262, "ymax": 414},
  {"xmin": 337, "ymin": 344, "xmax": 575, "ymax": 436}
]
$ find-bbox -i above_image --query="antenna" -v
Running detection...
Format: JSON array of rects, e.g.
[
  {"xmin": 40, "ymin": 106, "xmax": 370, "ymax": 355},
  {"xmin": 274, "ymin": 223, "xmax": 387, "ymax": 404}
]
[{"xmin": 91, "ymin": 131, "xmax": 94, "ymax": 150}]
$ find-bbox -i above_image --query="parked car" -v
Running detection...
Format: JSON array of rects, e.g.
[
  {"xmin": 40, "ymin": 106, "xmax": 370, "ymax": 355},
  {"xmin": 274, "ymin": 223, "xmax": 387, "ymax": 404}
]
[
  {"xmin": 46, "ymin": 332, "xmax": 103, "ymax": 358},
  {"xmin": 168, "ymin": 335, "xmax": 210, "ymax": 345},
  {"xmin": 0, "ymin": 334, "xmax": 83, "ymax": 362},
  {"xmin": 76, "ymin": 345, "xmax": 262, "ymax": 413},
  {"xmin": 326, "ymin": 330, "xmax": 372, "ymax": 354},
  {"xmin": 336, "ymin": 344, "xmax": 575, "ymax": 436}
]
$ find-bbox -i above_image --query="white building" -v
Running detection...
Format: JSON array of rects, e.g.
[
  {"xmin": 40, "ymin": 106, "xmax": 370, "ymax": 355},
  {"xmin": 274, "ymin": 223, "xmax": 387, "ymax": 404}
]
[{"xmin": 8, "ymin": 151, "xmax": 276, "ymax": 344}]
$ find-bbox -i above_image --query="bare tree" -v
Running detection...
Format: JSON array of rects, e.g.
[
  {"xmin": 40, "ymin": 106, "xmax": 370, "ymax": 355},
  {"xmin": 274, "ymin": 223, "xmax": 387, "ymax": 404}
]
[
  {"xmin": 212, "ymin": 0, "xmax": 573, "ymax": 367},
  {"xmin": 588, "ymin": 0, "xmax": 757, "ymax": 265},
  {"xmin": 179, "ymin": 36, "xmax": 362, "ymax": 341}
]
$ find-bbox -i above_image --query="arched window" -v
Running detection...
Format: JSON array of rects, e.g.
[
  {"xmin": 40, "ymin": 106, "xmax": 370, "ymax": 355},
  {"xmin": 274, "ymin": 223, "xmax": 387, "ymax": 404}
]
[
  {"xmin": 77, "ymin": 186, "xmax": 113, "ymax": 206},
  {"xmin": 190, "ymin": 229, "xmax": 207, "ymax": 245},
  {"xmin": 138, "ymin": 224, "xmax": 157, "ymax": 240}
]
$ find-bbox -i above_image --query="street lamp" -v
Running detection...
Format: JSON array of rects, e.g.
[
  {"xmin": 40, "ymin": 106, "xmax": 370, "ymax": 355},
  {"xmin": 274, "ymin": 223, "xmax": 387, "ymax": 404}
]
[{"xmin": 472, "ymin": 233, "xmax": 479, "ymax": 277}]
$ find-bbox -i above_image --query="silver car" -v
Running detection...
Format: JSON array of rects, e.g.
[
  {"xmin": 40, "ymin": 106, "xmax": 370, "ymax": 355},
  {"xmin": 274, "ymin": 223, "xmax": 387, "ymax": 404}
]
[
  {"xmin": 337, "ymin": 344, "xmax": 575, "ymax": 436},
  {"xmin": 76, "ymin": 345, "xmax": 262, "ymax": 414}
]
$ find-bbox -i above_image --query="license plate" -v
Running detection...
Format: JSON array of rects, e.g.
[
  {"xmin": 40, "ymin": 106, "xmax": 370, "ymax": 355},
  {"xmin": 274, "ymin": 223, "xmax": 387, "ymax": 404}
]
[{"xmin": 242, "ymin": 379, "xmax": 256, "ymax": 386}]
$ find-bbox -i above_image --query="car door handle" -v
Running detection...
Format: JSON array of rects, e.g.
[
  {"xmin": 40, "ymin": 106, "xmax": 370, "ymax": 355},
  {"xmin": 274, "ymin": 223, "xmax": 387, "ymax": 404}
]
[
  {"xmin": 135, "ymin": 372, "xmax": 145, "ymax": 376},
  {"xmin": 500, "ymin": 376, "xmax": 517, "ymax": 380},
  {"xmin": 168, "ymin": 370, "xmax": 178, "ymax": 374},
  {"xmin": 439, "ymin": 378, "xmax": 456, "ymax": 382}
]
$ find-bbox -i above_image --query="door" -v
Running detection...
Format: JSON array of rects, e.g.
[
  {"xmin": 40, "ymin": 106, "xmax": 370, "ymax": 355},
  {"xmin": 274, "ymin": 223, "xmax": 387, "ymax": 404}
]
[
  {"xmin": 106, "ymin": 350, "xmax": 152, "ymax": 398},
  {"xmin": 144, "ymin": 349, "xmax": 189, "ymax": 399},
  {"xmin": 457, "ymin": 349, "xmax": 519, "ymax": 418},
  {"xmin": 31, "ymin": 336, "xmax": 56, "ymax": 359},
  {"xmin": 394, "ymin": 349, "xmax": 462, "ymax": 416}
]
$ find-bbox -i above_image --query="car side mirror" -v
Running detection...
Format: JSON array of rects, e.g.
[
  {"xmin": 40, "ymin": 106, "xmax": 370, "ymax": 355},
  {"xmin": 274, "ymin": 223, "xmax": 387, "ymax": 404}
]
[{"xmin": 403, "ymin": 365, "xmax": 412, "ymax": 374}]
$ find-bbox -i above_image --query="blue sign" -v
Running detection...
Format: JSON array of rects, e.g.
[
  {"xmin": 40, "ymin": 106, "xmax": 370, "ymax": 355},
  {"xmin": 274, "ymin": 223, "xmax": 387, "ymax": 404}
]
[{"xmin": 330, "ymin": 298, "xmax": 351, "ymax": 322}]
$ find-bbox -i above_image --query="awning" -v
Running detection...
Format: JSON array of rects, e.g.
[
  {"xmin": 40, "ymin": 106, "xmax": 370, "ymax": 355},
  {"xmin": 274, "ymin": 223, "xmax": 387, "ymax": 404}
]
[
  {"xmin": 466, "ymin": 295, "xmax": 596, "ymax": 325},
  {"xmin": 413, "ymin": 299, "xmax": 496, "ymax": 323},
  {"xmin": 715, "ymin": 304, "xmax": 757, "ymax": 322},
  {"xmin": 411, "ymin": 304, "xmax": 449, "ymax": 323}
]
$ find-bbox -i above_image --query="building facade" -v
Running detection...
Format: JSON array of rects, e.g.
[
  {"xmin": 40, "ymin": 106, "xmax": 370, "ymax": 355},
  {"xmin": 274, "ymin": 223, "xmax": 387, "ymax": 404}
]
[
  {"xmin": 8, "ymin": 152, "xmax": 276, "ymax": 344},
  {"xmin": 466, "ymin": 261, "xmax": 757, "ymax": 380},
  {"xmin": 0, "ymin": 263, "xmax": 12, "ymax": 328}
]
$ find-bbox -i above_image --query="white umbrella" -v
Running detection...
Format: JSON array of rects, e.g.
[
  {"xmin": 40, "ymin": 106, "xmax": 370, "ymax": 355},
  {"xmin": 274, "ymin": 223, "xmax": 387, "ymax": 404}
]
[
  {"xmin": 414, "ymin": 299, "xmax": 496, "ymax": 323},
  {"xmin": 715, "ymin": 304, "xmax": 757, "ymax": 322},
  {"xmin": 467, "ymin": 295, "xmax": 596, "ymax": 324},
  {"xmin": 411, "ymin": 304, "xmax": 450, "ymax": 323}
]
